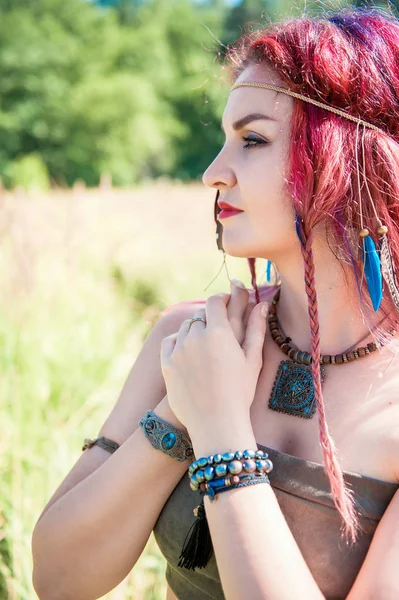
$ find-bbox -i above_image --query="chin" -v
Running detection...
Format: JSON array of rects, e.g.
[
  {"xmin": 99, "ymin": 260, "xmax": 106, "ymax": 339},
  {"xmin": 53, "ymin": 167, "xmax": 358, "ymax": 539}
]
[{"xmin": 220, "ymin": 239, "xmax": 261, "ymax": 258}]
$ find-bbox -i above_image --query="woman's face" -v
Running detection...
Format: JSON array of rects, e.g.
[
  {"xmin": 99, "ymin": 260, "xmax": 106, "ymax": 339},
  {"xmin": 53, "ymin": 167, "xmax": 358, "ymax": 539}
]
[{"xmin": 202, "ymin": 63, "xmax": 297, "ymax": 261}]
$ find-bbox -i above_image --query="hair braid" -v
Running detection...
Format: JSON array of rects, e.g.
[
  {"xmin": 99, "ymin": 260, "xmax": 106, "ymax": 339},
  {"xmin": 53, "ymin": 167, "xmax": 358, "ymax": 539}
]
[{"xmin": 300, "ymin": 226, "xmax": 360, "ymax": 543}]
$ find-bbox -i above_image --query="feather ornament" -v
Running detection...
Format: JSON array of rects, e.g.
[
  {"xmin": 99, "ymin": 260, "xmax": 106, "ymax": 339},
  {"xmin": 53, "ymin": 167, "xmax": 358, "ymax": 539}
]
[
  {"xmin": 379, "ymin": 235, "xmax": 399, "ymax": 312},
  {"xmin": 362, "ymin": 234, "xmax": 383, "ymax": 311},
  {"xmin": 266, "ymin": 260, "xmax": 272, "ymax": 282}
]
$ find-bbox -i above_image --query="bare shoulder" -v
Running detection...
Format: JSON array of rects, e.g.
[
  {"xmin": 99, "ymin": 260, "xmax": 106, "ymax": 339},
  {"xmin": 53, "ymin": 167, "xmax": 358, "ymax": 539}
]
[{"xmin": 154, "ymin": 299, "xmax": 206, "ymax": 335}]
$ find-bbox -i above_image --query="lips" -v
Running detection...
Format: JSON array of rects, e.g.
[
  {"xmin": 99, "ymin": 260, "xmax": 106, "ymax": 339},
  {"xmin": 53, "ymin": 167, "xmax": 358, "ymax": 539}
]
[{"xmin": 217, "ymin": 200, "xmax": 244, "ymax": 212}]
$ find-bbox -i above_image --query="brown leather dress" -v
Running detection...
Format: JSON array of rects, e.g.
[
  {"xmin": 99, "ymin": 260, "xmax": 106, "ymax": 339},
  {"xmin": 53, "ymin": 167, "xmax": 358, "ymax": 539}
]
[{"xmin": 153, "ymin": 443, "xmax": 399, "ymax": 600}]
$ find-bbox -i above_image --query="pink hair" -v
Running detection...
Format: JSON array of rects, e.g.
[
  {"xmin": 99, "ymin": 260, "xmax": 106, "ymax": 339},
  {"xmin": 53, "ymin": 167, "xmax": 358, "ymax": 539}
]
[{"xmin": 222, "ymin": 6, "xmax": 399, "ymax": 543}]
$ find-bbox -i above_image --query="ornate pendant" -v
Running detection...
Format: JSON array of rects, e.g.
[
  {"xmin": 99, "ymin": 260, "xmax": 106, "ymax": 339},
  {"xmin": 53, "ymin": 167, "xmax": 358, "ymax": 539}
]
[{"xmin": 268, "ymin": 360, "xmax": 326, "ymax": 419}]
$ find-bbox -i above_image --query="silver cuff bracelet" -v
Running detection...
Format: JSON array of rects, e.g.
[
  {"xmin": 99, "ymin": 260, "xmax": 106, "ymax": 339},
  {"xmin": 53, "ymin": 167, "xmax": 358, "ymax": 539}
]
[{"xmin": 138, "ymin": 410, "xmax": 194, "ymax": 462}]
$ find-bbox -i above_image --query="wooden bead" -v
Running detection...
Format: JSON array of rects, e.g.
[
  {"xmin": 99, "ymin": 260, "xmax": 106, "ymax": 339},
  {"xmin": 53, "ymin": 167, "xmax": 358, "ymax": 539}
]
[
  {"xmin": 303, "ymin": 352, "xmax": 312, "ymax": 365},
  {"xmin": 359, "ymin": 228, "xmax": 369, "ymax": 238},
  {"xmin": 367, "ymin": 342, "xmax": 377, "ymax": 352},
  {"xmin": 357, "ymin": 347, "xmax": 367, "ymax": 357},
  {"xmin": 335, "ymin": 355, "xmax": 344, "ymax": 365},
  {"xmin": 322, "ymin": 355, "xmax": 331, "ymax": 365},
  {"xmin": 297, "ymin": 351, "xmax": 306, "ymax": 363},
  {"xmin": 377, "ymin": 225, "xmax": 388, "ymax": 236},
  {"xmin": 346, "ymin": 351, "xmax": 356, "ymax": 362}
]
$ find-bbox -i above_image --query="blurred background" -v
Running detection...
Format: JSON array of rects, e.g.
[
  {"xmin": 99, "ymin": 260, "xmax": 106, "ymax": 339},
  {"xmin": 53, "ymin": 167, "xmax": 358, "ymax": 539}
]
[{"xmin": 1, "ymin": 0, "xmax": 398, "ymax": 598}]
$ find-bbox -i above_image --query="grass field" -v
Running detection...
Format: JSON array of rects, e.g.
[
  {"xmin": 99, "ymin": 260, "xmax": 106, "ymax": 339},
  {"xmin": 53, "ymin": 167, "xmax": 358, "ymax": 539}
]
[{"xmin": 0, "ymin": 180, "xmax": 267, "ymax": 600}]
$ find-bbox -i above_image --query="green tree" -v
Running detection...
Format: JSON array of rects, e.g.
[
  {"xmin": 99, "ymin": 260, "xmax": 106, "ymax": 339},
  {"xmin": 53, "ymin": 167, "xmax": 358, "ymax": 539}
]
[
  {"xmin": 0, "ymin": 0, "xmax": 184, "ymax": 186},
  {"xmin": 112, "ymin": 0, "xmax": 228, "ymax": 180}
]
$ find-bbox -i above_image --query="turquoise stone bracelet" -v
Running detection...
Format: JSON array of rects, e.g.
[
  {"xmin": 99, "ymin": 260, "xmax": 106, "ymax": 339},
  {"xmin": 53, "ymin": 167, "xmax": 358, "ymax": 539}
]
[{"xmin": 138, "ymin": 410, "xmax": 193, "ymax": 462}]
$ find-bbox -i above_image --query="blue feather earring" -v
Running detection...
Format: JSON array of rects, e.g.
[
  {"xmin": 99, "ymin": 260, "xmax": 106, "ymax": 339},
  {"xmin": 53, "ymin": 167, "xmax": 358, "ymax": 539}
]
[
  {"xmin": 356, "ymin": 121, "xmax": 386, "ymax": 312},
  {"xmin": 266, "ymin": 260, "xmax": 272, "ymax": 282},
  {"xmin": 359, "ymin": 229, "xmax": 382, "ymax": 311}
]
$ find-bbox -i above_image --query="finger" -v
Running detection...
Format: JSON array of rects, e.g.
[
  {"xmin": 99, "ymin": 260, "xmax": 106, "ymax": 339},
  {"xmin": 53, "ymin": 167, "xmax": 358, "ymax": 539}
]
[
  {"xmin": 174, "ymin": 308, "xmax": 206, "ymax": 351},
  {"xmin": 227, "ymin": 279, "xmax": 250, "ymax": 344},
  {"xmin": 187, "ymin": 308, "xmax": 207, "ymax": 337},
  {"xmin": 160, "ymin": 332, "xmax": 178, "ymax": 365},
  {"xmin": 242, "ymin": 298, "xmax": 256, "ymax": 330},
  {"xmin": 242, "ymin": 302, "xmax": 268, "ymax": 365},
  {"xmin": 205, "ymin": 293, "xmax": 231, "ymax": 329}
]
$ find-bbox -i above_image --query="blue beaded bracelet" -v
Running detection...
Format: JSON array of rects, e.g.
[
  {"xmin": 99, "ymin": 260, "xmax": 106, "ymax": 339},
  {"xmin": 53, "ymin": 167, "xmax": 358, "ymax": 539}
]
[
  {"xmin": 189, "ymin": 449, "xmax": 269, "ymax": 475},
  {"xmin": 188, "ymin": 449, "xmax": 273, "ymax": 491},
  {"xmin": 178, "ymin": 465, "xmax": 273, "ymax": 571}
]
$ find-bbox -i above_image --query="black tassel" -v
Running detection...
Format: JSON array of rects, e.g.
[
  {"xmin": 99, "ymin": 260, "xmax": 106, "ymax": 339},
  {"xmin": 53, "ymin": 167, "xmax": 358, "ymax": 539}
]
[{"xmin": 177, "ymin": 497, "xmax": 213, "ymax": 570}]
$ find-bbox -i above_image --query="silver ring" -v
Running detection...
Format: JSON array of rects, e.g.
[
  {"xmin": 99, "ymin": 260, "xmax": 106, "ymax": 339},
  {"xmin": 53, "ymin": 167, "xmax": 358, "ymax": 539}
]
[{"xmin": 188, "ymin": 317, "xmax": 206, "ymax": 332}]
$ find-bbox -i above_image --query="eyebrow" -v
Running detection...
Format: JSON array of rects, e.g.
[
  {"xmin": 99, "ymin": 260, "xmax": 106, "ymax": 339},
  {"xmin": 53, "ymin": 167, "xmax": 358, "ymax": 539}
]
[{"xmin": 221, "ymin": 112, "xmax": 278, "ymax": 132}]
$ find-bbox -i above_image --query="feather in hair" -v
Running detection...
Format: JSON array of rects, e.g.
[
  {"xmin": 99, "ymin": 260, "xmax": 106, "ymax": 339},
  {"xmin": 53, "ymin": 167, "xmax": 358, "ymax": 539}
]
[{"xmin": 362, "ymin": 234, "xmax": 383, "ymax": 311}]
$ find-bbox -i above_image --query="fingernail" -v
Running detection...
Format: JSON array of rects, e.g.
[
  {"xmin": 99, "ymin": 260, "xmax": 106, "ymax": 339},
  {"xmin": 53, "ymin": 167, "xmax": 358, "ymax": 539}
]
[
  {"xmin": 231, "ymin": 278, "xmax": 247, "ymax": 290},
  {"xmin": 261, "ymin": 302, "xmax": 269, "ymax": 317}
]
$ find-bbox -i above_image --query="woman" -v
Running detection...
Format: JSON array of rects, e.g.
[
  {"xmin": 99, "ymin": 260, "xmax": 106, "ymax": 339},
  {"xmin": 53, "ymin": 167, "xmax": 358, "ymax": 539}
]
[{"xmin": 32, "ymin": 7, "xmax": 399, "ymax": 600}]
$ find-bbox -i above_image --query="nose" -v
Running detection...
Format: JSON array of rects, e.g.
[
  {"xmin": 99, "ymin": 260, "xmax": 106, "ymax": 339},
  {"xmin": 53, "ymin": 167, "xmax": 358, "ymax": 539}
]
[{"xmin": 202, "ymin": 149, "xmax": 236, "ymax": 190}]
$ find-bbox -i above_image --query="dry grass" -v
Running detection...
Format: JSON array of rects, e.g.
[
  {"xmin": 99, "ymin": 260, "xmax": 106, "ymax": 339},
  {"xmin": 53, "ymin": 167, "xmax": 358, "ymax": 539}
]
[{"xmin": 0, "ymin": 180, "xmax": 266, "ymax": 600}]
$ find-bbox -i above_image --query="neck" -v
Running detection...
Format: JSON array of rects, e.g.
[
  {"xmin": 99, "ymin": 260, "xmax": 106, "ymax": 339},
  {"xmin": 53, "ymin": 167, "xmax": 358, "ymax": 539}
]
[{"xmin": 273, "ymin": 236, "xmax": 378, "ymax": 356}]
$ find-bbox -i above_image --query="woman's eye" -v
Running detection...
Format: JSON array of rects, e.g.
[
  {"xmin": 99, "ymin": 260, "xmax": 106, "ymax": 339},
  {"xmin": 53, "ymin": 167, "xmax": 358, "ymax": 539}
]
[{"xmin": 242, "ymin": 136, "xmax": 269, "ymax": 149}]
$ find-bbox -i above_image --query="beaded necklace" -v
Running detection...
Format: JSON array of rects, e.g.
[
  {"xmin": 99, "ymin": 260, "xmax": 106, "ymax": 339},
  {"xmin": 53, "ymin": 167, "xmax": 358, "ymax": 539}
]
[{"xmin": 267, "ymin": 288, "xmax": 395, "ymax": 419}]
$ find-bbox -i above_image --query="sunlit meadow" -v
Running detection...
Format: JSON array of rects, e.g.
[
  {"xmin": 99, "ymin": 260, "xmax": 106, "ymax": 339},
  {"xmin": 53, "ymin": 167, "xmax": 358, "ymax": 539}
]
[{"xmin": 0, "ymin": 180, "xmax": 268, "ymax": 599}]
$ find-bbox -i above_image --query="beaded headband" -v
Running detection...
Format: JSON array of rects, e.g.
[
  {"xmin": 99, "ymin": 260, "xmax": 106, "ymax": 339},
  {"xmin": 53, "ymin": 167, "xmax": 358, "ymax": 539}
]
[{"xmin": 229, "ymin": 80, "xmax": 399, "ymax": 315}]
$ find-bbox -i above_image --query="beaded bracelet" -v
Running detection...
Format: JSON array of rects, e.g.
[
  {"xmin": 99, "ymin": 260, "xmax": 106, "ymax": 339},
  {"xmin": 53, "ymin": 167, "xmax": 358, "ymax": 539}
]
[
  {"xmin": 178, "ymin": 470, "xmax": 272, "ymax": 571},
  {"xmin": 189, "ymin": 448, "xmax": 270, "ymax": 475},
  {"xmin": 188, "ymin": 449, "xmax": 273, "ymax": 491}
]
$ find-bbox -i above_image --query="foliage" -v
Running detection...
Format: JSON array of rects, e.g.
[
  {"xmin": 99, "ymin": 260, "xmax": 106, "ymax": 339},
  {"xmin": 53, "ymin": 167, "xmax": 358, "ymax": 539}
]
[
  {"xmin": 0, "ymin": 0, "xmax": 227, "ymax": 187},
  {"xmin": 0, "ymin": 0, "xmax": 397, "ymax": 188},
  {"xmin": 5, "ymin": 153, "xmax": 50, "ymax": 191}
]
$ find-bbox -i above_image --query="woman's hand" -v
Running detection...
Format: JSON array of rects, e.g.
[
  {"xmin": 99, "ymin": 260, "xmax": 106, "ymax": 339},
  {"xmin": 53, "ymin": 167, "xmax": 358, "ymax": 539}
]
[
  {"xmin": 160, "ymin": 282, "xmax": 268, "ymax": 442},
  {"xmin": 156, "ymin": 280, "xmax": 256, "ymax": 432},
  {"xmin": 227, "ymin": 278, "xmax": 257, "ymax": 345}
]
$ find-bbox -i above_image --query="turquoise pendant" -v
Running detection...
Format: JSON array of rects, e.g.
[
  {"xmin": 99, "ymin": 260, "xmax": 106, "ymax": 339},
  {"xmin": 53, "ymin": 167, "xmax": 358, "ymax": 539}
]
[{"xmin": 268, "ymin": 360, "xmax": 326, "ymax": 419}]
